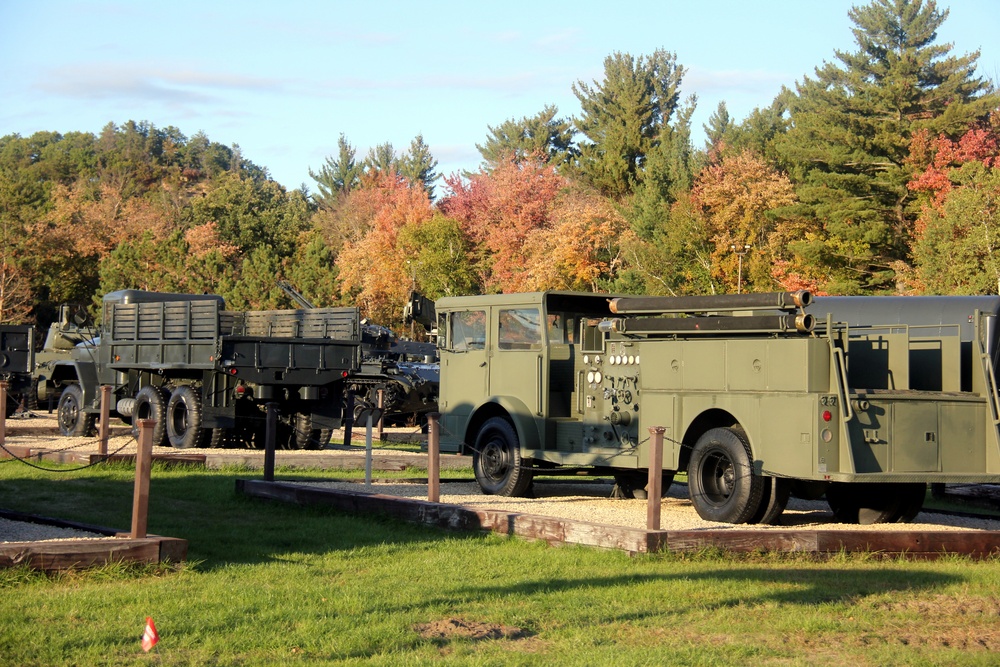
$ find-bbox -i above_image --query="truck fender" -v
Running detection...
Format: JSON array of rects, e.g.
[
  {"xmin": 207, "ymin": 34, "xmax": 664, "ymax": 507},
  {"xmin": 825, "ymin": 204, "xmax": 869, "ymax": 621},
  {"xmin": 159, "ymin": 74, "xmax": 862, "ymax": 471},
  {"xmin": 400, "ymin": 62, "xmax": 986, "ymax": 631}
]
[
  {"xmin": 51, "ymin": 360, "xmax": 99, "ymax": 410},
  {"xmin": 468, "ymin": 395, "xmax": 541, "ymax": 454}
]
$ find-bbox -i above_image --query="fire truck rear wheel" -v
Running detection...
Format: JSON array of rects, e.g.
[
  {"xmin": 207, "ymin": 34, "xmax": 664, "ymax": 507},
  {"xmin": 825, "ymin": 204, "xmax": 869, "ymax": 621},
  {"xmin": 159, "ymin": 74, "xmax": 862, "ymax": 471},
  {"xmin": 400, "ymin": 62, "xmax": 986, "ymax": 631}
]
[
  {"xmin": 826, "ymin": 482, "xmax": 926, "ymax": 524},
  {"xmin": 749, "ymin": 475, "xmax": 791, "ymax": 525},
  {"xmin": 688, "ymin": 427, "xmax": 765, "ymax": 524},
  {"xmin": 473, "ymin": 416, "xmax": 533, "ymax": 497}
]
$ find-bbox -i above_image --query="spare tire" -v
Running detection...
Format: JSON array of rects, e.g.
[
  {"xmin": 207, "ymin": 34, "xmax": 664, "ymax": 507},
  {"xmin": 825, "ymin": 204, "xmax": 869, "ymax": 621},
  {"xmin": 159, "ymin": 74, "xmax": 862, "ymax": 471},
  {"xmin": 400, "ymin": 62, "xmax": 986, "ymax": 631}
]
[
  {"xmin": 131, "ymin": 386, "xmax": 168, "ymax": 448},
  {"xmin": 166, "ymin": 386, "xmax": 204, "ymax": 449}
]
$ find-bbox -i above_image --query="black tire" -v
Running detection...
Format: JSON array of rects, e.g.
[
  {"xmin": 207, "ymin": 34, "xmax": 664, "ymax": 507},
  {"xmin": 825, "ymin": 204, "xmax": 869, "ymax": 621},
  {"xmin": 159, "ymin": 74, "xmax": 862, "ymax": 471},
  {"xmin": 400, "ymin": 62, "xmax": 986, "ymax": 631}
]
[
  {"xmin": 205, "ymin": 428, "xmax": 225, "ymax": 449},
  {"xmin": 825, "ymin": 482, "xmax": 926, "ymax": 525},
  {"xmin": 291, "ymin": 413, "xmax": 326, "ymax": 450},
  {"xmin": 131, "ymin": 386, "xmax": 168, "ymax": 447},
  {"xmin": 473, "ymin": 416, "xmax": 533, "ymax": 496},
  {"xmin": 612, "ymin": 470, "xmax": 675, "ymax": 499},
  {"xmin": 166, "ymin": 386, "xmax": 203, "ymax": 449},
  {"xmin": 749, "ymin": 476, "xmax": 791, "ymax": 525},
  {"xmin": 688, "ymin": 427, "xmax": 765, "ymax": 524},
  {"xmin": 56, "ymin": 384, "xmax": 96, "ymax": 437}
]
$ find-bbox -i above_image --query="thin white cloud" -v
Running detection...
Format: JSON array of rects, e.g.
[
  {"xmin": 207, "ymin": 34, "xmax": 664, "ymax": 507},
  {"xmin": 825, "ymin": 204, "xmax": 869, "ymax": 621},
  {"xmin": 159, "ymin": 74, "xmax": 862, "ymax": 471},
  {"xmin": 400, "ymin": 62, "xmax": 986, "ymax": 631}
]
[{"xmin": 685, "ymin": 66, "xmax": 791, "ymax": 95}]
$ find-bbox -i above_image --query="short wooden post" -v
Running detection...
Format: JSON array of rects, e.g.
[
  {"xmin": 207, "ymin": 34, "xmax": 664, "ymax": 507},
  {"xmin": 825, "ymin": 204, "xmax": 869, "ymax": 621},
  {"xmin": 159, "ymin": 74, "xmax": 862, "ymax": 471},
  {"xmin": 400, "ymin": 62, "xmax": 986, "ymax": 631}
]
[
  {"xmin": 263, "ymin": 402, "xmax": 278, "ymax": 482},
  {"xmin": 427, "ymin": 412, "xmax": 440, "ymax": 502},
  {"xmin": 98, "ymin": 385, "xmax": 112, "ymax": 457},
  {"xmin": 0, "ymin": 381, "xmax": 7, "ymax": 446},
  {"xmin": 376, "ymin": 388, "xmax": 385, "ymax": 442},
  {"xmin": 646, "ymin": 426, "xmax": 666, "ymax": 531},
  {"xmin": 343, "ymin": 393, "xmax": 355, "ymax": 446},
  {"xmin": 364, "ymin": 411, "xmax": 374, "ymax": 487},
  {"xmin": 131, "ymin": 419, "xmax": 155, "ymax": 539}
]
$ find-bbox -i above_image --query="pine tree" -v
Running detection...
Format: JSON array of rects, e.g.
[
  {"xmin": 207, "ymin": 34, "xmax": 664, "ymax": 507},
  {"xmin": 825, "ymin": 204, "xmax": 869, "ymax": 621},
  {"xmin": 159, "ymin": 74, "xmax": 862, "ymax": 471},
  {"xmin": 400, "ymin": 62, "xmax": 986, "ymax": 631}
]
[
  {"xmin": 571, "ymin": 49, "xmax": 686, "ymax": 199},
  {"xmin": 476, "ymin": 105, "xmax": 576, "ymax": 169},
  {"xmin": 398, "ymin": 134, "xmax": 439, "ymax": 199},
  {"xmin": 309, "ymin": 134, "xmax": 362, "ymax": 208}
]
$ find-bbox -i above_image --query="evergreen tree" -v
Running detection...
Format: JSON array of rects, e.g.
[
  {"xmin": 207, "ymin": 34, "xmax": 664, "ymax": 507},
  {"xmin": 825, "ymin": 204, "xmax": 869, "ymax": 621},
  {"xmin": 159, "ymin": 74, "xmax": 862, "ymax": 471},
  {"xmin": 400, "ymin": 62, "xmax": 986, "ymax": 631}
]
[
  {"xmin": 398, "ymin": 134, "xmax": 439, "ymax": 199},
  {"xmin": 476, "ymin": 105, "xmax": 576, "ymax": 168},
  {"xmin": 777, "ymin": 0, "xmax": 998, "ymax": 293},
  {"xmin": 571, "ymin": 49, "xmax": 686, "ymax": 199},
  {"xmin": 364, "ymin": 142, "xmax": 398, "ymax": 174},
  {"xmin": 309, "ymin": 134, "xmax": 362, "ymax": 208},
  {"xmin": 703, "ymin": 101, "xmax": 735, "ymax": 151}
]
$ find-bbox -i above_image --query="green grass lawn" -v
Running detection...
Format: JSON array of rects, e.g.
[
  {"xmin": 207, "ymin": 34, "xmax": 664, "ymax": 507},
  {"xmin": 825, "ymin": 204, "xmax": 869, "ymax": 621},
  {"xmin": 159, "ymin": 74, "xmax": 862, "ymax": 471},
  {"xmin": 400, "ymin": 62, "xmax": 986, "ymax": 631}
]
[{"xmin": 2, "ymin": 461, "xmax": 1000, "ymax": 666}]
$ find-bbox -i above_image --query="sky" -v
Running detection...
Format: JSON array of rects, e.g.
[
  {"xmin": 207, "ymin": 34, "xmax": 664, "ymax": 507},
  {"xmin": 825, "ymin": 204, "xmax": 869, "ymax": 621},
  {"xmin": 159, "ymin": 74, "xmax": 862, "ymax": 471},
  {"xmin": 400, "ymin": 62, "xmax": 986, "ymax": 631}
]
[{"xmin": 2, "ymin": 0, "xmax": 999, "ymax": 193}]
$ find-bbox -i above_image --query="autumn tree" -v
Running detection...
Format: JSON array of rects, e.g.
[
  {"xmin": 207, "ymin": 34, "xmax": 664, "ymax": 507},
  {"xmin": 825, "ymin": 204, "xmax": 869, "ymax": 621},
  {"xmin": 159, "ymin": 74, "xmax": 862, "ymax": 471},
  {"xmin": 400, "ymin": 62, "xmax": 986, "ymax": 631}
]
[
  {"xmin": 777, "ymin": 0, "xmax": 998, "ymax": 293},
  {"xmin": 396, "ymin": 214, "xmax": 478, "ymax": 299},
  {"xmin": 907, "ymin": 118, "xmax": 1000, "ymax": 293},
  {"xmin": 572, "ymin": 49, "xmax": 686, "ymax": 199},
  {"xmin": 336, "ymin": 170, "xmax": 435, "ymax": 323},
  {"xmin": 691, "ymin": 149, "xmax": 797, "ymax": 292},
  {"xmin": 439, "ymin": 156, "xmax": 565, "ymax": 292}
]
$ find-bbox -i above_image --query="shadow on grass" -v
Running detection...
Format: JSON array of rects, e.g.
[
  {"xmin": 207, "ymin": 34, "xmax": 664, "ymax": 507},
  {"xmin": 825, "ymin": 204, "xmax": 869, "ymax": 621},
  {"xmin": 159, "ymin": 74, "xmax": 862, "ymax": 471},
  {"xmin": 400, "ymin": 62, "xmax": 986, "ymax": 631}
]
[{"xmin": 0, "ymin": 462, "xmax": 479, "ymax": 570}]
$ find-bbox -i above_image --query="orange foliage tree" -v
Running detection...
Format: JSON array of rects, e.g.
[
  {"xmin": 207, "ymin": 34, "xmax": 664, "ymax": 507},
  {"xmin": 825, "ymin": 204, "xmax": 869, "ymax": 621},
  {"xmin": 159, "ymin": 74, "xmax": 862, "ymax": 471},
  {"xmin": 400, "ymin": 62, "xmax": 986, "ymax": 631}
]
[
  {"xmin": 337, "ymin": 170, "xmax": 434, "ymax": 323},
  {"xmin": 439, "ymin": 156, "xmax": 565, "ymax": 292},
  {"xmin": 691, "ymin": 149, "xmax": 796, "ymax": 292}
]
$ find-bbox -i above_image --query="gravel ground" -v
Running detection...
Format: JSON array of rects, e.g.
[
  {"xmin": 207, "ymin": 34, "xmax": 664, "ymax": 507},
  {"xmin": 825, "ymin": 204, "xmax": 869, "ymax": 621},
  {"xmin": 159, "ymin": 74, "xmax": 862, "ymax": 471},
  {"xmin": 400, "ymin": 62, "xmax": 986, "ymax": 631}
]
[
  {"xmin": 0, "ymin": 518, "xmax": 102, "ymax": 543},
  {"xmin": 289, "ymin": 479, "xmax": 1000, "ymax": 533},
  {"xmin": 6, "ymin": 410, "xmax": 1000, "ymax": 540}
]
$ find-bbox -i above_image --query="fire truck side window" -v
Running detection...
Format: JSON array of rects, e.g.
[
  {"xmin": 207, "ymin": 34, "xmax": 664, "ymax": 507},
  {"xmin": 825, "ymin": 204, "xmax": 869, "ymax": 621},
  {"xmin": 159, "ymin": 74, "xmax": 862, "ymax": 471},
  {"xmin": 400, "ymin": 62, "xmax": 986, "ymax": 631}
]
[
  {"xmin": 450, "ymin": 310, "xmax": 486, "ymax": 351},
  {"xmin": 498, "ymin": 308, "xmax": 542, "ymax": 350},
  {"xmin": 547, "ymin": 313, "xmax": 575, "ymax": 344}
]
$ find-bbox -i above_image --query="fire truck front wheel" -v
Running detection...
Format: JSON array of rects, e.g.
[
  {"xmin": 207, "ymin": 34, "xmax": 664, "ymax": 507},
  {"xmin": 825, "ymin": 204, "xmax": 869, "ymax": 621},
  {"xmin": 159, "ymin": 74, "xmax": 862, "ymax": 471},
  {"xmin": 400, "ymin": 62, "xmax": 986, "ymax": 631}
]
[
  {"xmin": 688, "ymin": 427, "xmax": 766, "ymax": 524},
  {"xmin": 473, "ymin": 416, "xmax": 533, "ymax": 497}
]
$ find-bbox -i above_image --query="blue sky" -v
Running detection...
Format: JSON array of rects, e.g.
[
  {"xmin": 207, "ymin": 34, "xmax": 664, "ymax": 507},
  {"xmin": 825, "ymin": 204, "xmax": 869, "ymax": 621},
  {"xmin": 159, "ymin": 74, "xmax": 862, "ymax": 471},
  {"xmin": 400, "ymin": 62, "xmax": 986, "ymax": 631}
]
[{"xmin": 2, "ymin": 1, "xmax": 998, "ymax": 192}]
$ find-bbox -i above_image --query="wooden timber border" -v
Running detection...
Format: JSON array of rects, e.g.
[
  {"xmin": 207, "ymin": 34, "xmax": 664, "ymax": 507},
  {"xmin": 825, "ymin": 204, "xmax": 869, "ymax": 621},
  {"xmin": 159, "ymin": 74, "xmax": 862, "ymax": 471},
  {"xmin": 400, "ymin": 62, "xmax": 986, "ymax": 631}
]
[
  {"xmin": 0, "ymin": 509, "xmax": 187, "ymax": 573},
  {"xmin": 0, "ymin": 443, "xmax": 467, "ymax": 471},
  {"xmin": 237, "ymin": 479, "xmax": 1000, "ymax": 559}
]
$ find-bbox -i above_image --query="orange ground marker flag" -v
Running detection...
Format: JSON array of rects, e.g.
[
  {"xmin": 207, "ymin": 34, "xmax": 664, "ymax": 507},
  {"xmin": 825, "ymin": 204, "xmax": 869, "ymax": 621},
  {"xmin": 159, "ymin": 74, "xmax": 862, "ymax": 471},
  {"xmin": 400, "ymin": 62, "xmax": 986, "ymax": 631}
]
[{"xmin": 141, "ymin": 617, "xmax": 159, "ymax": 652}]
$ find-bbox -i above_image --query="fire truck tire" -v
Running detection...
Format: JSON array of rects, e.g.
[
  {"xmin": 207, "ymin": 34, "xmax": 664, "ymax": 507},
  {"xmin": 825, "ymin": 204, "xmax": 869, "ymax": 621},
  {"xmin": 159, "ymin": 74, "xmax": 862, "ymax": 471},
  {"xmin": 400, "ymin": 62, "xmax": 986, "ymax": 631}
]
[
  {"xmin": 473, "ymin": 416, "xmax": 533, "ymax": 497},
  {"xmin": 688, "ymin": 427, "xmax": 765, "ymax": 524},
  {"xmin": 131, "ymin": 386, "xmax": 168, "ymax": 448},
  {"xmin": 749, "ymin": 476, "xmax": 791, "ymax": 525},
  {"xmin": 826, "ymin": 482, "xmax": 926, "ymax": 524},
  {"xmin": 166, "ymin": 386, "xmax": 203, "ymax": 449},
  {"xmin": 56, "ymin": 384, "xmax": 96, "ymax": 437}
]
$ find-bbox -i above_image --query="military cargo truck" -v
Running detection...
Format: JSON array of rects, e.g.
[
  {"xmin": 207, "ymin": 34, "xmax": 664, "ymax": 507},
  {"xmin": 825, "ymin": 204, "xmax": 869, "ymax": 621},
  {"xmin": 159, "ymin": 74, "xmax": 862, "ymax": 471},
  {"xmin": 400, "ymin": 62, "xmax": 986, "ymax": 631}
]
[
  {"xmin": 435, "ymin": 290, "xmax": 1000, "ymax": 525},
  {"xmin": 51, "ymin": 290, "xmax": 361, "ymax": 449}
]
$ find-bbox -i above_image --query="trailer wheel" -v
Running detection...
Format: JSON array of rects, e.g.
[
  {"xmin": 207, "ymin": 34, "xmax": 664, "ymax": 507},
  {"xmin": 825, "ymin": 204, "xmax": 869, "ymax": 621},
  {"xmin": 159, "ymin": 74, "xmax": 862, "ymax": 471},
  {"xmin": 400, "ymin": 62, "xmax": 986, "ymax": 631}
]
[
  {"xmin": 166, "ymin": 386, "xmax": 203, "ymax": 449},
  {"xmin": 292, "ymin": 413, "xmax": 326, "ymax": 450},
  {"xmin": 56, "ymin": 384, "xmax": 95, "ymax": 437},
  {"xmin": 688, "ymin": 427, "xmax": 765, "ymax": 523},
  {"xmin": 826, "ymin": 482, "xmax": 926, "ymax": 524},
  {"xmin": 748, "ymin": 476, "xmax": 791, "ymax": 525},
  {"xmin": 131, "ymin": 386, "xmax": 168, "ymax": 447},
  {"xmin": 473, "ymin": 416, "xmax": 533, "ymax": 497}
]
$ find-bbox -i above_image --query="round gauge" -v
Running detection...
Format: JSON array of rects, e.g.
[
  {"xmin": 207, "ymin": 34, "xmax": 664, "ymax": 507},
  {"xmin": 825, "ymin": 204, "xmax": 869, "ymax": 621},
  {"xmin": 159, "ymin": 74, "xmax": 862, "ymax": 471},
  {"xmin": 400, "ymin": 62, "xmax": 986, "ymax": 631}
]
[
  {"xmin": 594, "ymin": 371, "xmax": 603, "ymax": 384},
  {"xmin": 627, "ymin": 355, "xmax": 635, "ymax": 365},
  {"xmin": 587, "ymin": 371, "xmax": 595, "ymax": 384},
  {"xmin": 583, "ymin": 355, "xmax": 590, "ymax": 364}
]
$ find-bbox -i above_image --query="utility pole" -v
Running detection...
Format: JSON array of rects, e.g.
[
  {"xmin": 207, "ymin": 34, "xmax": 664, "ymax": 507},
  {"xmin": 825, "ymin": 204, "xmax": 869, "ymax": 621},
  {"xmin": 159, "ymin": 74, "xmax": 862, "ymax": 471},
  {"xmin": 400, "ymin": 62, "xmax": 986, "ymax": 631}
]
[{"xmin": 730, "ymin": 244, "xmax": 750, "ymax": 294}]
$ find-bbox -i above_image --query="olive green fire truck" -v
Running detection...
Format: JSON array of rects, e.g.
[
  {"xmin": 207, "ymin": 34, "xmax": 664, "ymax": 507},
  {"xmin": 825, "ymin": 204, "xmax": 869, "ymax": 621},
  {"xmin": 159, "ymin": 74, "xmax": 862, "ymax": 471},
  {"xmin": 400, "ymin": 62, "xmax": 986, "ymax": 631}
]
[{"xmin": 435, "ymin": 290, "xmax": 1000, "ymax": 525}]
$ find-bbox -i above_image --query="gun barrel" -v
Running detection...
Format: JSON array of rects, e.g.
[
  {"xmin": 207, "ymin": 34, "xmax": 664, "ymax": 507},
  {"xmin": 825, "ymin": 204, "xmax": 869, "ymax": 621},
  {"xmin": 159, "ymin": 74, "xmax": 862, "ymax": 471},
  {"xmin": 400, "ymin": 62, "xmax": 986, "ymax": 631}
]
[{"xmin": 600, "ymin": 313, "xmax": 815, "ymax": 336}]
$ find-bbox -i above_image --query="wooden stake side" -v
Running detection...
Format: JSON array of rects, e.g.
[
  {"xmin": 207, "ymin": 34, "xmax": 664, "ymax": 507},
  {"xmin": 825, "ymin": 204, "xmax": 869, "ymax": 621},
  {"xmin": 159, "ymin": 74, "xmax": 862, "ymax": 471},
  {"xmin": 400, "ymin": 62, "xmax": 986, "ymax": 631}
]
[
  {"xmin": 98, "ymin": 385, "xmax": 111, "ymax": 456},
  {"xmin": 263, "ymin": 402, "xmax": 277, "ymax": 482},
  {"xmin": 0, "ymin": 381, "xmax": 7, "ymax": 446},
  {"xmin": 427, "ymin": 413, "xmax": 440, "ymax": 503},
  {"xmin": 646, "ymin": 426, "xmax": 665, "ymax": 530},
  {"xmin": 130, "ymin": 419, "xmax": 154, "ymax": 539}
]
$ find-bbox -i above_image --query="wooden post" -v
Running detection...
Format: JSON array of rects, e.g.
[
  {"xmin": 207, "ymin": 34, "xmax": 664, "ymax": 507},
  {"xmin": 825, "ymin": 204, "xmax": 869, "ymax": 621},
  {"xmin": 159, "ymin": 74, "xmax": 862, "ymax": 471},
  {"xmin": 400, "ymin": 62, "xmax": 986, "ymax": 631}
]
[
  {"xmin": 343, "ymin": 392, "xmax": 355, "ymax": 446},
  {"xmin": 263, "ymin": 402, "xmax": 278, "ymax": 482},
  {"xmin": 646, "ymin": 426, "xmax": 665, "ymax": 531},
  {"xmin": 98, "ymin": 385, "xmax": 111, "ymax": 457},
  {"xmin": 427, "ymin": 412, "xmax": 440, "ymax": 502},
  {"xmin": 0, "ymin": 381, "xmax": 7, "ymax": 446},
  {"xmin": 376, "ymin": 388, "xmax": 385, "ymax": 442},
  {"xmin": 131, "ymin": 419, "xmax": 155, "ymax": 539},
  {"xmin": 364, "ymin": 411, "xmax": 374, "ymax": 488}
]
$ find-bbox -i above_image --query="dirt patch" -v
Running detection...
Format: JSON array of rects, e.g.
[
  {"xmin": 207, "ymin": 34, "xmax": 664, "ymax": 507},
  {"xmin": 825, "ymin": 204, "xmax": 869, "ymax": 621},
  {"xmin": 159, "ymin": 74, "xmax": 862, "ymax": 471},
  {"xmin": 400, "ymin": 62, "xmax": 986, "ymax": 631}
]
[{"xmin": 414, "ymin": 617, "xmax": 531, "ymax": 641}]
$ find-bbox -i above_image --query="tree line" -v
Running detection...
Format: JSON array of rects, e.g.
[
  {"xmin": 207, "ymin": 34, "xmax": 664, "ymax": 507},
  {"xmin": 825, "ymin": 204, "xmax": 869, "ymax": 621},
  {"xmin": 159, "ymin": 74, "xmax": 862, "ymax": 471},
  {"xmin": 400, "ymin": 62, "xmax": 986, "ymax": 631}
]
[{"xmin": 1, "ymin": 0, "xmax": 998, "ymax": 330}]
